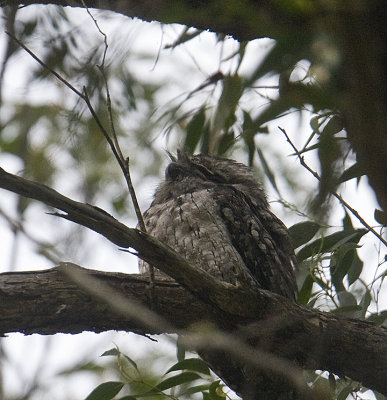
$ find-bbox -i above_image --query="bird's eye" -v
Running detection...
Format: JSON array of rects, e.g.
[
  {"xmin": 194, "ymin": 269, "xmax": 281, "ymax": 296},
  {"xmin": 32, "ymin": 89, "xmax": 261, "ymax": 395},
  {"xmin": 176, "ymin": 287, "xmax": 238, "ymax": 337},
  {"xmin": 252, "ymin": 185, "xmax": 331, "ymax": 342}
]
[{"xmin": 165, "ymin": 163, "xmax": 185, "ymax": 180}]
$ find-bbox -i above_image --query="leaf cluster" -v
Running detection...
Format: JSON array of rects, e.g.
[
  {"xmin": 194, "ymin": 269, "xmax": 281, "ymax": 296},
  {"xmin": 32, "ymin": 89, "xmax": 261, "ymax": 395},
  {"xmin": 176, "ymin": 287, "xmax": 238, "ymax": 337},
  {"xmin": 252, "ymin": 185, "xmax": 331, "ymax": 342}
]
[{"xmin": 82, "ymin": 347, "xmax": 228, "ymax": 400}]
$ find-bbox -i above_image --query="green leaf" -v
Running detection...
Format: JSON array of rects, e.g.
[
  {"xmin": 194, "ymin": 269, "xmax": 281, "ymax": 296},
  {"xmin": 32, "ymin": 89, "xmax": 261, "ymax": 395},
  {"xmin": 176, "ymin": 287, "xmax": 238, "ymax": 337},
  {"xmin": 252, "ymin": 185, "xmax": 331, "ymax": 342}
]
[
  {"xmin": 360, "ymin": 288, "xmax": 372, "ymax": 318},
  {"xmin": 339, "ymin": 162, "xmax": 365, "ymax": 183},
  {"xmin": 297, "ymin": 274, "xmax": 314, "ymax": 305},
  {"xmin": 217, "ymin": 129, "xmax": 235, "ymax": 156},
  {"xmin": 242, "ymin": 110, "xmax": 264, "ymax": 166},
  {"xmin": 122, "ymin": 354, "xmax": 139, "ymax": 371},
  {"xmin": 288, "ymin": 221, "xmax": 320, "ymax": 249},
  {"xmin": 212, "ymin": 74, "xmax": 243, "ymax": 133},
  {"xmin": 84, "ymin": 381, "xmax": 125, "ymax": 400},
  {"xmin": 374, "ymin": 209, "xmax": 387, "ymax": 226},
  {"xmin": 313, "ymin": 275, "xmax": 329, "ymax": 291},
  {"xmin": 310, "ymin": 115, "xmax": 321, "ymax": 133},
  {"xmin": 180, "ymin": 384, "xmax": 212, "ymax": 396},
  {"xmin": 347, "ymin": 250, "xmax": 363, "ymax": 285},
  {"xmin": 164, "ymin": 28, "xmax": 202, "ymax": 49},
  {"xmin": 330, "ymin": 243, "xmax": 358, "ymax": 292},
  {"xmin": 342, "ymin": 211, "xmax": 353, "ymax": 230},
  {"xmin": 57, "ymin": 361, "xmax": 105, "ymax": 376},
  {"xmin": 101, "ymin": 348, "xmax": 120, "ymax": 357},
  {"xmin": 321, "ymin": 115, "xmax": 344, "ymax": 136},
  {"xmin": 374, "ymin": 391, "xmax": 387, "ymax": 400},
  {"xmin": 242, "ymin": 109, "xmax": 268, "ymax": 136},
  {"xmin": 296, "ymin": 229, "xmax": 367, "ymax": 262},
  {"xmin": 367, "ymin": 310, "xmax": 387, "ymax": 325},
  {"xmin": 336, "ymin": 290, "xmax": 357, "ymax": 308},
  {"xmin": 256, "ymin": 147, "xmax": 280, "ymax": 196},
  {"xmin": 199, "ymin": 122, "xmax": 211, "ymax": 154},
  {"xmin": 101, "ymin": 348, "xmax": 139, "ymax": 371},
  {"xmin": 252, "ymin": 98, "xmax": 292, "ymax": 130},
  {"xmin": 317, "ymin": 117, "xmax": 342, "ymax": 199},
  {"xmin": 184, "ymin": 108, "xmax": 206, "ymax": 154},
  {"xmin": 208, "ymin": 380, "xmax": 226, "ymax": 399},
  {"xmin": 332, "ymin": 305, "xmax": 362, "ymax": 316},
  {"xmin": 156, "ymin": 372, "xmax": 201, "ymax": 391},
  {"xmin": 176, "ymin": 337, "xmax": 186, "ymax": 362},
  {"xmin": 166, "ymin": 358, "xmax": 211, "ymax": 375},
  {"xmin": 337, "ymin": 385, "xmax": 354, "ymax": 400}
]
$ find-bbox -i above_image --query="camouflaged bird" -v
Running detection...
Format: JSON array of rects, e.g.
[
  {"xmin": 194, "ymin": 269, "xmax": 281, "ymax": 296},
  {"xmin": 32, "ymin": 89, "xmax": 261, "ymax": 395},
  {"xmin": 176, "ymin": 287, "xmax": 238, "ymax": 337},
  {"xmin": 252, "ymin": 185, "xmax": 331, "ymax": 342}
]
[
  {"xmin": 140, "ymin": 152, "xmax": 296, "ymax": 298},
  {"xmin": 140, "ymin": 152, "xmax": 297, "ymax": 399}
]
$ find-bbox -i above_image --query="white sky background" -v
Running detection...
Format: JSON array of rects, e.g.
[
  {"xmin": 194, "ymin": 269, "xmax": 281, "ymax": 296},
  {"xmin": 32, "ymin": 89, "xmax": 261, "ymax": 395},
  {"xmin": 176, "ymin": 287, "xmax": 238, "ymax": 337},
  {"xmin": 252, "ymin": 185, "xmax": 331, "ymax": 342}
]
[{"xmin": 0, "ymin": 5, "xmax": 385, "ymax": 400}]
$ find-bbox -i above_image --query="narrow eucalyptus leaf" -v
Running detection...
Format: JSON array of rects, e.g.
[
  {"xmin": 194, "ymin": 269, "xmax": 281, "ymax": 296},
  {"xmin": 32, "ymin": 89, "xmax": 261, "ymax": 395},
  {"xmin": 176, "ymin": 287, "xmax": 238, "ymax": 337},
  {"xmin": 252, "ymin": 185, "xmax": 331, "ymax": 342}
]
[
  {"xmin": 156, "ymin": 372, "xmax": 201, "ymax": 391},
  {"xmin": 374, "ymin": 209, "xmax": 387, "ymax": 226},
  {"xmin": 288, "ymin": 221, "xmax": 320, "ymax": 249},
  {"xmin": 166, "ymin": 358, "xmax": 211, "ymax": 375},
  {"xmin": 184, "ymin": 108, "xmax": 206, "ymax": 154},
  {"xmin": 296, "ymin": 229, "xmax": 367, "ymax": 262},
  {"xmin": 101, "ymin": 348, "xmax": 120, "ymax": 357},
  {"xmin": 84, "ymin": 381, "xmax": 125, "ymax": 400},
  {"xmin": 256, "ymin": 148, "xmax": 280, "ymax": 196},
  {"xmin": 339, "ymin": 163, "xmax": 365, "ymax": 183}
]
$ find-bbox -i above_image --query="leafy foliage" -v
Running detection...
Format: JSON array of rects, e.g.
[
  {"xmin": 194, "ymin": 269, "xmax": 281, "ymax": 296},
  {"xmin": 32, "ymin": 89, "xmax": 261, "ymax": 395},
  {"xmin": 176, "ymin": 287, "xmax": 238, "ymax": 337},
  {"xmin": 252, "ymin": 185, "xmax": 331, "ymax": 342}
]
[
  {"xmin": 0, "ymin": 4, "xmax": 385, "ymax": 400},
  {"xmin": 80, "ymin": 347, "xmax": 228, "ymax": 400}
]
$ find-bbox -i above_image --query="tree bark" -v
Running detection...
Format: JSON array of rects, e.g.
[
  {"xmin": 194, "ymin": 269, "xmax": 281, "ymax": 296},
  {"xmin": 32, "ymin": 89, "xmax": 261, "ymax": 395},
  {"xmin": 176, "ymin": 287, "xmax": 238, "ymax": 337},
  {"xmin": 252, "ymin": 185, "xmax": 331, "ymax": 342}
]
[
  {"xmin": 0, "ymin": 264, "xmax": 386, "ymax": 396},
  {"xmin": 0, "ymin": 265, "xmax": 216, "ymax": 335},
  {"xmin": 0, "ymin": 167, "xmax": 387, "ymax": 396}
]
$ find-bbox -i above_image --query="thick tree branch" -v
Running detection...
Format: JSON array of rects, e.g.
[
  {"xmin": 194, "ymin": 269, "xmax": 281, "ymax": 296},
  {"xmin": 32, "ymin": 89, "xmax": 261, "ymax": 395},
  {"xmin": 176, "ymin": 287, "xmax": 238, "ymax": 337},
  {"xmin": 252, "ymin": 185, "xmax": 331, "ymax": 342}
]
[
  {"xmin": 0, "ymin": 265, "xmax": 214, "ymax": 335},
  {"xmin": 0, "ymin": 265, "xmax": 386, "ymax": 395},
  {"xmin": 0, "ymin": 166, "xmax": 265, "ymax": 318},
  {"xmin": 9, "ymin": 0, "xmax": 300, "ymax": 42},
  {"xmin": 0, "ymin": 167, "xmax": 387, "ymax": 395},
  {"xmin": 0, "ymin": 167, "xmax": 386, "ymax": 394}
]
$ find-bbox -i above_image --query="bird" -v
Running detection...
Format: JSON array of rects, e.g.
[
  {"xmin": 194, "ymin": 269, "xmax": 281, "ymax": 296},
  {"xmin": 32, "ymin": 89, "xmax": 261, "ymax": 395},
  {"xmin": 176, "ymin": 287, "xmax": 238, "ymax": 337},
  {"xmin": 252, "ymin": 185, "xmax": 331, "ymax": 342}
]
[{"xmin": 139, "ymin": 151, "xmax": 297, "ymax": 399}]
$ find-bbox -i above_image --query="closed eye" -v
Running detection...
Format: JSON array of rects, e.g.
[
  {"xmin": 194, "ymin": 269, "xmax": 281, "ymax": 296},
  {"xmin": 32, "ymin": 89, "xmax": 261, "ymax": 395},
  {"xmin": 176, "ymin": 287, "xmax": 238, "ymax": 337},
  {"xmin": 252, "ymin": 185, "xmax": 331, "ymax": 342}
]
[{"xmin": 193, "ymin": 163, "xmax": 227, "ymax": 183}]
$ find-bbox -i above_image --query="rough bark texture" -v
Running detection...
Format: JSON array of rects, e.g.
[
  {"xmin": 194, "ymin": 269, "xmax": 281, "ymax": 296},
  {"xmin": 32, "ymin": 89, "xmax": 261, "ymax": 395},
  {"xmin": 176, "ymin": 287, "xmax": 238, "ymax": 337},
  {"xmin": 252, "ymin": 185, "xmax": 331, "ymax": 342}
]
[
  {"xmin": 0, "ymin": 266, "xmax": 216, "ymax": 335},
  {"xmin": 0, "ymin": 169, "xmax": 386, "ymax": 395},
  {"xmin": 0, "ymin": 265, "xmax": 386, "ymax": 396}
]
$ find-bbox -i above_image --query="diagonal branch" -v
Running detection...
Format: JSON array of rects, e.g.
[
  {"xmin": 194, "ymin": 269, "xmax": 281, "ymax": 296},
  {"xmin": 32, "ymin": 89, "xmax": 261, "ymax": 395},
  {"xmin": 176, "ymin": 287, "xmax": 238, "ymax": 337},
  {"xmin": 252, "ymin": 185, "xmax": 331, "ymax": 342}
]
[{"xmin": 0, "ymin": 165, "xmax": 264, "ymax": 317}]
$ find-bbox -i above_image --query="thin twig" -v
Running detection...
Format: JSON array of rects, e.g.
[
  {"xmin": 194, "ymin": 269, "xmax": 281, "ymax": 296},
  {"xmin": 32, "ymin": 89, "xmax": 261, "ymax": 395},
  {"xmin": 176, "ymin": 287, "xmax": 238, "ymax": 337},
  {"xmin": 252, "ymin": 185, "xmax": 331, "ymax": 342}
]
[
  {"xmin": 279, "ymin": 126, "xmax": 387, "ymax": 247},
  {"xmin": 81, "ymin": 5, "xmax": 154, "ymax": 294},
  {"xmin": 80, "ymin": 0, "xmax": 108, "ymax": 67},
  {"xmin": 6, "ymin": 30, "xmax": 147, "ymax": 232},
  {"xmin": 8, "ymin": 24, "xmax": 156, "ymax": 295},
  {"xmin": 97, "ymin": 67, "xmax": 146, "ymax": 230},
  {"xmin": 79, "ymin": 3, "xmax": 147, "ymax": 233},
  {"xmin": 8, "ymin": 15, "xmax": 156, "ymax": 296},
  {"xmin": 5, "ymin": 32, "xmax": 84, "ymax": 99}
]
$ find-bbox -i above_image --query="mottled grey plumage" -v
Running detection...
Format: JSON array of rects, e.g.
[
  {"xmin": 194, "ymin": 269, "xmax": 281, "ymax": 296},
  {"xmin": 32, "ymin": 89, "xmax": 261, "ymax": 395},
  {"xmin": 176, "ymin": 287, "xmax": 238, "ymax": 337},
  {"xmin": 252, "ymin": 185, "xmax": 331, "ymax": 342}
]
[
  {"xmin": 140, "ymin": 152, "xmax": 296, "ymax": 299},
  {"xmin": 140, "ymin": 152, "xmax": 298, "ymax": 399}
]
